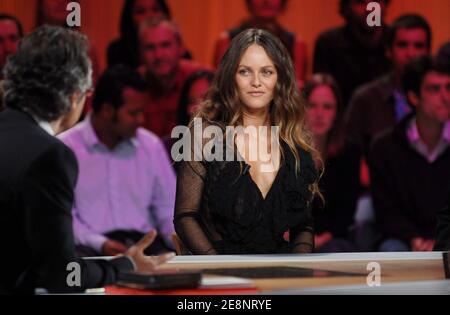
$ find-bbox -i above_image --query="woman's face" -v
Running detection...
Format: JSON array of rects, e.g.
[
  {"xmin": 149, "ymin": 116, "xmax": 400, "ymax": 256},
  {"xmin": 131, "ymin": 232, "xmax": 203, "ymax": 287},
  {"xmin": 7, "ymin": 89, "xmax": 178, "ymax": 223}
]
[
  {"xmin": 305, "ymin": 85, "xmax": 338, "ymax": 137},
  {"xmin": 187, "ymin": 78, "xmax": 211, "ymax": 116},
  {"xmin": 132, "ymin": 0, "xmax": 166, "ymax": 27},
  {"xmin": 249, "ymin": 0, "xmax": 284, "ymax": 20},
  {"xmin": 41, "ymin": 0, "xmax": 71, "ymax": 25},
  {"xmin": 235, "ymin": 44, "xmax": 278, "ymax": 112}
]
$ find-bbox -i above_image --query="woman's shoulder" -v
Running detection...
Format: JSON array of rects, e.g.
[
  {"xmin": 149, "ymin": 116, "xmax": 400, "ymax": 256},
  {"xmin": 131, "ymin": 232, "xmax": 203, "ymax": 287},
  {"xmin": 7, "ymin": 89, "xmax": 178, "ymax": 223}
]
[
  {"xmin": 283, "ymin": 143, "xmax": 317, "ymax": 182},
  {"xmin": 299, "ymin": 147, "xmax": 317, "ymax": 179}
]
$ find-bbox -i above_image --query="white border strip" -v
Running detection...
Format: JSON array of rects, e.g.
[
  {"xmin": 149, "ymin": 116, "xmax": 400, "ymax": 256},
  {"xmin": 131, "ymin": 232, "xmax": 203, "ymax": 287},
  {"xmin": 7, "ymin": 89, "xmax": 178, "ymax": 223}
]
[
  {"xmin": 167, "ymin": 252, "xmax": 444, "ymax": 264},
  {"xmin": 269, "ymin": 280, "xmax": 450, "ymax": 295}
]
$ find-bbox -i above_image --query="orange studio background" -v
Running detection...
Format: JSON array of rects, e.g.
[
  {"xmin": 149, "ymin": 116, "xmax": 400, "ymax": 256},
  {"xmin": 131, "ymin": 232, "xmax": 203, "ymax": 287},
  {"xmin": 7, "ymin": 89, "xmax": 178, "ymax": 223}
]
[{"xmin": 0, "ymin": 0, "xmax": 449, "ymax": 73}]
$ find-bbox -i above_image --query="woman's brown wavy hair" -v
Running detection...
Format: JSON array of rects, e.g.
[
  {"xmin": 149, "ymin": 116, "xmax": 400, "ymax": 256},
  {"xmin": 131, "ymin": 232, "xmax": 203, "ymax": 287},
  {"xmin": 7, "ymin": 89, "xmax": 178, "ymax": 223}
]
[{"xmin": 194, "ymin": 28, "xmax": 323, "ymax": 199}]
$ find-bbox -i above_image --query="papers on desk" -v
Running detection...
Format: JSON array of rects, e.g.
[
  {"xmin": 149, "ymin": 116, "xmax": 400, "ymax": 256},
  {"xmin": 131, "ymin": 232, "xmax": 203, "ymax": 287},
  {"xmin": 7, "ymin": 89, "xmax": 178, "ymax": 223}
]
[
  {"xmin": 201, "ymin": 276, "xmax": 254, "ymax": 289},
  {"xmin": 104, "ymin": 275, "xmax": 257, "ymax": 295}
]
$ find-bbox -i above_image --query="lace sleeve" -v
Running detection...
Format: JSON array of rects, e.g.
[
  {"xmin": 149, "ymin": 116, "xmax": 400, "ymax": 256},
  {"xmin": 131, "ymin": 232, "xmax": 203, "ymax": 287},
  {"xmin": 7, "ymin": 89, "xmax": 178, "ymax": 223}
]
[
  {"xmin": 290, "ymin": 149, "xmax": 317, "ymax": 254},
  {"xmin": 173, "ymin": 122, "xmax": 218, "ymax": 255}
]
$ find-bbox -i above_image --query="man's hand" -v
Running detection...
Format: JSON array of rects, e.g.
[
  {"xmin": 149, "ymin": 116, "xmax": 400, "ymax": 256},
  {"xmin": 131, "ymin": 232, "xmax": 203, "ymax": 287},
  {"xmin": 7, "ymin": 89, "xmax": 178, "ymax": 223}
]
[
  {"xmin": 125, "ymin": 230, "xmax": 175, "ymax": 272},
  {"xmin": 411, "ymin": 237, "xmax": 435, "ymax": 251}
]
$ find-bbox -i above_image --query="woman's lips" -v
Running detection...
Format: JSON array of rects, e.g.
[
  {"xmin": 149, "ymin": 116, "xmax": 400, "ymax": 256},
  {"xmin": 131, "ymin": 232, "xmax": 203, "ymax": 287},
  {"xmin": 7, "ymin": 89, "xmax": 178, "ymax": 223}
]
[{"xmin": 248, "ymin": 91, "xmax": 265, "ymax": 97}]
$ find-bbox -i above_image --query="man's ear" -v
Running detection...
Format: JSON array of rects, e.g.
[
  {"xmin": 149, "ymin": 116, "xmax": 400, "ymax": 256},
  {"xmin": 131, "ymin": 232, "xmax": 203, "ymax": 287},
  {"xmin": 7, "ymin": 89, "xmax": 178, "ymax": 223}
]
[
  {"xmin": 407, "ymin": 90, "xmax": 420, "ymax": 109},
  {"xmin": 69, "ymin": 91, "xmax": 82, "ymax": 110}
]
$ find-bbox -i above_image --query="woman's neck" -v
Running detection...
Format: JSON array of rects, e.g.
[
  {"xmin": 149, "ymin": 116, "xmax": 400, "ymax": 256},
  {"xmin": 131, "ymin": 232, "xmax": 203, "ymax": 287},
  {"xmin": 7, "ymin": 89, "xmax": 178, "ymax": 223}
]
[{"xmin": 242, "ymin": 107, "xmax": 270, "ymax": 128}]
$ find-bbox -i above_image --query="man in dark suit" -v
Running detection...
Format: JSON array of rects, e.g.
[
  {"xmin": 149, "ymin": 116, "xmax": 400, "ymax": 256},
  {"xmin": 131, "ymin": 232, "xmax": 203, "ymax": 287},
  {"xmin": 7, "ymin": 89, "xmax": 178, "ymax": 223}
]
[
  {"xmin": 0, "ymin": 26, "xmax": 174, "ymax": 295},
  {"xmin": 435, "ymin": 189, "xmax": 450, "ymax": 251}
]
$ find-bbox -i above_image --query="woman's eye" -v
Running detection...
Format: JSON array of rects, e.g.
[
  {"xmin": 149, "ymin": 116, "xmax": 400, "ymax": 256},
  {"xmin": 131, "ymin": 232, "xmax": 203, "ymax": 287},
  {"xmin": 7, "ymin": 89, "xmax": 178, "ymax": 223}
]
[
  {"xmin": 262, "ymin": 70, "xmax": 273, "ymax": 76},
  {"xmin": 324, "ymin": 103, "xmax": 336, "ymax": 110},
  {"xmin": 239, "ymin": 69, "xmax": 249, "ymax": 75}
]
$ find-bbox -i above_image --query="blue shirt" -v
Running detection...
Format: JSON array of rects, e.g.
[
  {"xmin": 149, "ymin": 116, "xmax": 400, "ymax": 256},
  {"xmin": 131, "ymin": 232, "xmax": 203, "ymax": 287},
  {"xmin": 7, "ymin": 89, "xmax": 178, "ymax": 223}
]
[
  {"xmin": 59, "ymin": 118, "xmax": 176, "ymax": 251},
  {"xmin": 393, "ymin": 89, "xmax": 412, "ymax": 122}
]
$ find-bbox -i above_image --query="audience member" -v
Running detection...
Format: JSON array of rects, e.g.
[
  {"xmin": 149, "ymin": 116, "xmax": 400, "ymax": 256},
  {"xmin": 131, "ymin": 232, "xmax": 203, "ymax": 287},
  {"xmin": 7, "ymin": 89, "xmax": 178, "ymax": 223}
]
[
  {"xmin": 59, "ymin": 65, "xmax": 176, "ymax": 257},
  {"xmin": 108, "ymin": 0, "xmax": 191, "ymax": 69},
  {"xmin": 177, "ymin": 69, "xmax": 214, "ymax": 127},
  {"xmin": 346, "ymin": 14, "xmax": 431, "ymax": 156},
  {"xmin": 0, "ymin": 14, "xmax": 22, "ymax": 80},
  {"xmin": 137, "ymin": 17, "xmax": 207, "ymax": 138},
  {"xmin": 370, "ymin": 56, "xmax": 450, "ymax": 251},
  {"xmin": 303, "ymin": 74, "xmax": 360, "ymax": 252},
  {"xmin": 214, "ymin": 0, "xmax": 307, "ymax": 82},
  {"xmin": 314, "ymin": 0, "xmax": 391, "ymax": 106}
]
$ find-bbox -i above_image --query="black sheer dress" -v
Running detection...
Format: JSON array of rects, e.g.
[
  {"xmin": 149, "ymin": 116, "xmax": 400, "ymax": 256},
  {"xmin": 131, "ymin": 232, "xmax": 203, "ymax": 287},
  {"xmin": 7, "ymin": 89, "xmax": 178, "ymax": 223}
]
[{"xmin": 174, "ymin": 128, "xmax": 317, "ymax": 255}]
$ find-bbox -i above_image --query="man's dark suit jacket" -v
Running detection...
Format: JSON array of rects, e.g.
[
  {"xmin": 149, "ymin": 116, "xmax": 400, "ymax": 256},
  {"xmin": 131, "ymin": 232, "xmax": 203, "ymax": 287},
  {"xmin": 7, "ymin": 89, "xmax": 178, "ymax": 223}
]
[
  {"xmin": 435, "ymin": 189, "xmax": 450, "ymax": 251},
  {"xmin": 0, "ymin": 109, "xmax": 133, "ymax": 294}
]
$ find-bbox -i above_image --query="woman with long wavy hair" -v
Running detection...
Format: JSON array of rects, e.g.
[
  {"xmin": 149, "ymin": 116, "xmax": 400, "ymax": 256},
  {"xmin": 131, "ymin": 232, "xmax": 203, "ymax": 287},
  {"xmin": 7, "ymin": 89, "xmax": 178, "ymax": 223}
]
[
  {"xmin": 303, "ymin": 74, "xmax": 360, "ymax": 253},
  {"xmin": 173, "ymin": 28, "xmax": 321, "ymax": 255}
]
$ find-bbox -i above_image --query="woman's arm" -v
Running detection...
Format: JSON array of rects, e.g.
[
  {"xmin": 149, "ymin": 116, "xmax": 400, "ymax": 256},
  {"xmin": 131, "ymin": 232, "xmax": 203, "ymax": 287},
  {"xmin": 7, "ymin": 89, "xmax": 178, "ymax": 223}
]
[
  {"xmin": 174, "ymin": 158, "xmax": 217, "ymax": 255},
  {"xmin": 290, "ymin": 150, "xmax": 318, "ymax": 254}
]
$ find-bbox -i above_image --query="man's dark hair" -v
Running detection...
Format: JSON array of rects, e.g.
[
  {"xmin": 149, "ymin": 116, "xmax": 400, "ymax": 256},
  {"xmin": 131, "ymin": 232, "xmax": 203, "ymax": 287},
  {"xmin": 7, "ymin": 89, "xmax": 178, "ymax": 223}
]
[
  {"xmin": 387, "ymin": 14, "xmax": 432, "ymax": 49},
  {"xmin": 92, "ymin": 65, "xmax": 146, "ymax": 113},
  {"xmin": 339, "ymin": 0, "xmax": 390, "ymax": 19},
  {"xmin": 0, "ymin": 13, "xmax": 24, "ymax": 38},
  {"xmin": 403, "ymin": 55, "xmax": 450, "ymax": 97},
  {"xmin": 3, "ymin": 25, "xmax": 92, "ymax": 121}
]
